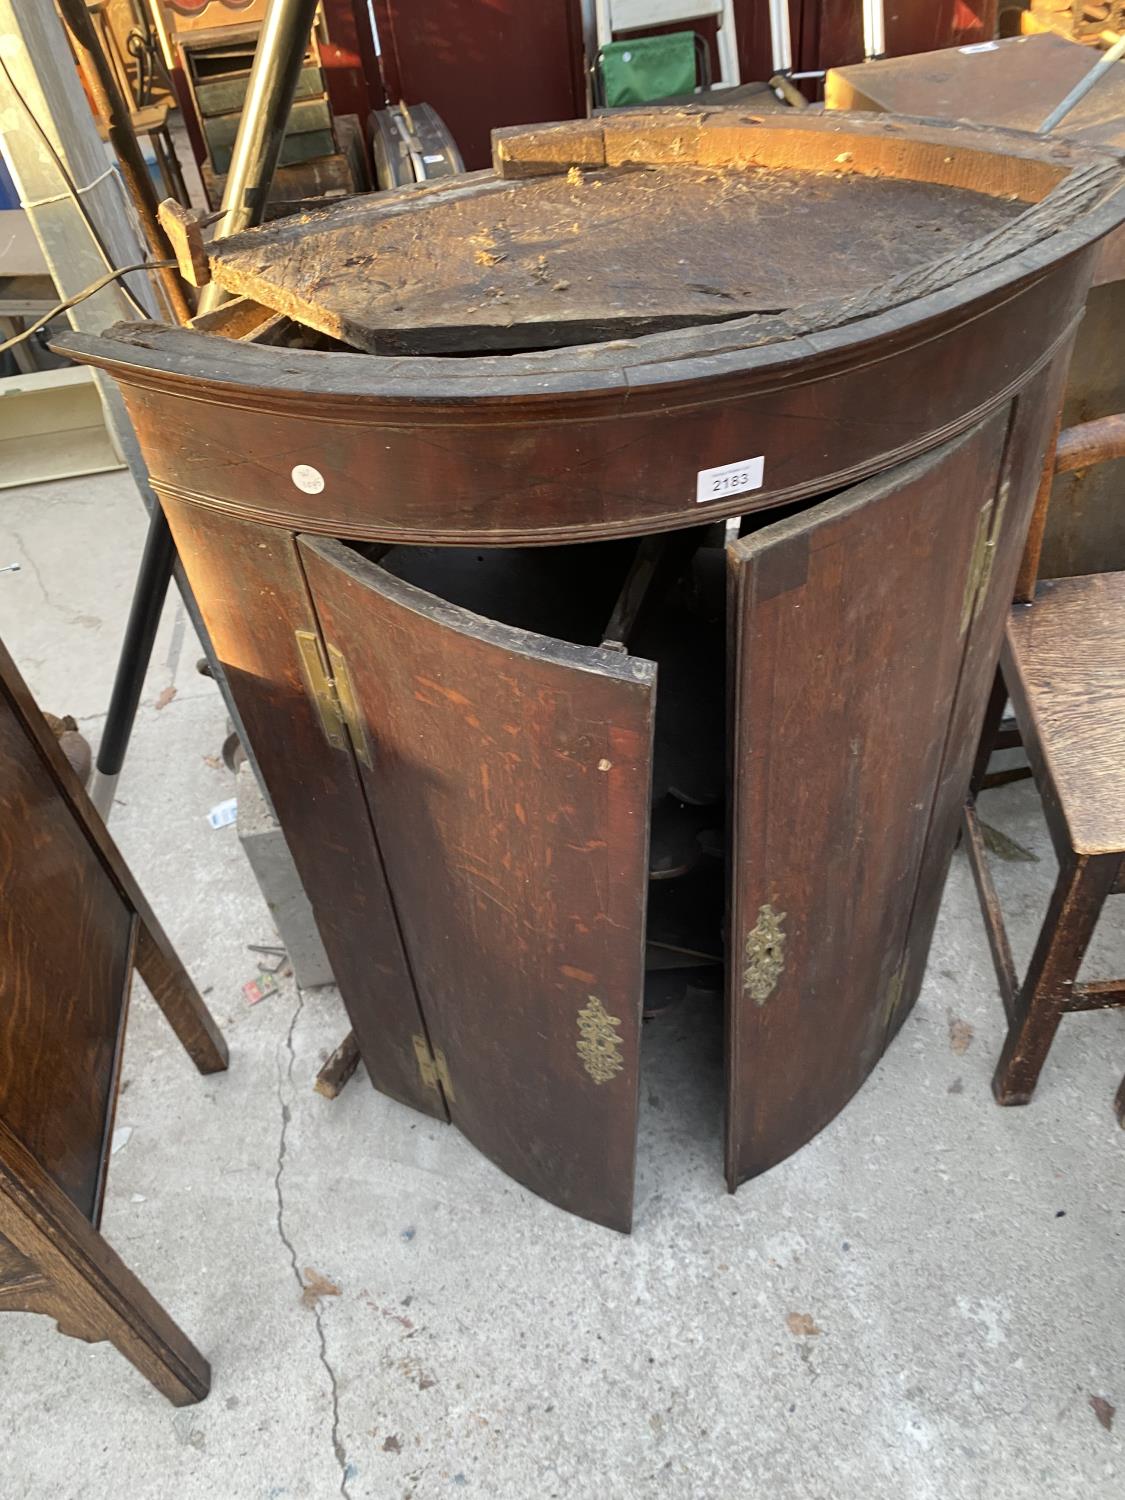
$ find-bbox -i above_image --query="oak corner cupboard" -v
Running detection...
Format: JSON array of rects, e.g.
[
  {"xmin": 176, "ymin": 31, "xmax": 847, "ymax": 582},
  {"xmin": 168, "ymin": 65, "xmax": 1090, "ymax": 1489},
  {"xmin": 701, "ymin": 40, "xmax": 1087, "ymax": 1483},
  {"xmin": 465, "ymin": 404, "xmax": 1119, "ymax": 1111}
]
[{"xmin": 59, "ymin": 109, "xmax": 1125, "ymax": 1230}]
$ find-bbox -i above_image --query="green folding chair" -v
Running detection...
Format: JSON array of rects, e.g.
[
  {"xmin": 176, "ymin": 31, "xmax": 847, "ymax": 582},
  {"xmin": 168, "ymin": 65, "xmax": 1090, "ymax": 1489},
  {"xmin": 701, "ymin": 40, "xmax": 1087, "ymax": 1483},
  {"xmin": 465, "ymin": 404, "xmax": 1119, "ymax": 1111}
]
[{"xmin": 593, "ymin": 31, "xmax": 711, "ymax": 109}]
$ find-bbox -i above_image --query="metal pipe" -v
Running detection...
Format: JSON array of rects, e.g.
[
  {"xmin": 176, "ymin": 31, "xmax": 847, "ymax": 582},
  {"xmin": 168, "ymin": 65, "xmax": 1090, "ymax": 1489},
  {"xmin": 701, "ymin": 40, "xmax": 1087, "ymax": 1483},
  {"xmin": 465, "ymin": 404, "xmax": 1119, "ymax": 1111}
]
[
  {"xmin": 767, "ymin": 0, "xmax": 793, "ymax": 74},
  {"xmin": 862, "ymin": 0, "xmax": 886, "ymax": 61},
  {"xmin": 88, "ymin": 504, "xmax": 177, "ymax": 819},
  {"xmin": 1038, "ymin": 33, "xmax": 1125, "ymax": 133},
  {"xmin": 91, "ymin": 0, "xmax": 318, "ymax": 815},
  {"xmin": 196, "ymin": 0, "xmax": 321, "ymax": 314},
  {"xmin": 55, "ymin": 0, "xmax": 191, "ymax": 323}
]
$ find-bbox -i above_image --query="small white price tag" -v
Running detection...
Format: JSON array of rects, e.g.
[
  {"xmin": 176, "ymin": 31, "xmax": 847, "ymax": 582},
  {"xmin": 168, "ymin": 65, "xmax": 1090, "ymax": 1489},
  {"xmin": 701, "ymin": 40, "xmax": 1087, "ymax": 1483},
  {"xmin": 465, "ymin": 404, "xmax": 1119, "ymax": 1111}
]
[
  {"xmin": 696, "ymin": 455, "xmax": 765, "ymax": 504},
  {"xmin": 959, "ymin": 41, "xmax": 998, "ymax": 53},
  {"xmin": 291, "ymin": 463, "xmax": 325, "ymax": 494}
]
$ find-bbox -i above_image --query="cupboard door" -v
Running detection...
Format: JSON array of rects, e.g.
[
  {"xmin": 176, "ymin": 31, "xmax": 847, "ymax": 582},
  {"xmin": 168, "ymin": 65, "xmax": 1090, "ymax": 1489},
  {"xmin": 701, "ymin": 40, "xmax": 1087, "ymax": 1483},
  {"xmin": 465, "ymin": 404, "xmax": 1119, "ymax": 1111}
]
[
  {"xmin": 159, "ymin": 499, "xmax": 442, "ymax": 1120},
  {"xmin": 299, "ymin": 538, "xmax": 656, "ymax": 1232},
  {"xmin": 889, "ymin": 347, "xmax": 1077, "ymax": 1041},
  {"xmin": 725, "ymin": 413, "xmax": 1011, "ymax": 1190}
]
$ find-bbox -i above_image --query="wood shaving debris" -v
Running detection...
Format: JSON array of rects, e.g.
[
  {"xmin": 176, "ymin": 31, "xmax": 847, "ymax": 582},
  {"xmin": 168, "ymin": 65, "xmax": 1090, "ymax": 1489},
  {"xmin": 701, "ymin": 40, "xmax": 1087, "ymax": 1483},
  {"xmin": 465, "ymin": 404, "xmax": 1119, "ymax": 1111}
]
[
  {"xmin": 1090, "ymin": 1395, "xmax": 1115, "ymax": 1431},
  {"xmin": 301, "ymin": 1267, "xmax": 342, "ymax": 1308},
  {"xmin": 786, "ymin": 1312, "xmax": 821, "ymax": 1337},
  {"xmin": 948, "ymin": 1015, "xmax": 974, "ymax": 1055}
]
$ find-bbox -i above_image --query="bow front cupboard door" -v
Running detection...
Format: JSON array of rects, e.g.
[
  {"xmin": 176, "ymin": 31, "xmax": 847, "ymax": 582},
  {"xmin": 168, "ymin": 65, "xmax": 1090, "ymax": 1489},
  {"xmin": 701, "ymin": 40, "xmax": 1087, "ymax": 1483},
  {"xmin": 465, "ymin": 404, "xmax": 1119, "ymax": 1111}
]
[
  {"xmin": 299, "ymin": 537, "xmax": 657, "ymax": 1233},
  {"xmin": 725, "ymin": 412, "xmax": 1014, "ymax": 1188}
]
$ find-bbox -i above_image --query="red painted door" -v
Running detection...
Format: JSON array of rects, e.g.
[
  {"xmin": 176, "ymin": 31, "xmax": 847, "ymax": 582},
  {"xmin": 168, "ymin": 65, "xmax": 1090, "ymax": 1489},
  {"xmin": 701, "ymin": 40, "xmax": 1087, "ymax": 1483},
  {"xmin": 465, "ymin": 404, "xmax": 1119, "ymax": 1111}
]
[
  {"xmin": 372, "ymin": 0, "xmax": 586, "ymax": 169},
  {"xmin": 734, "ymin": 0, "xmax": 998, "ymax": 95}
]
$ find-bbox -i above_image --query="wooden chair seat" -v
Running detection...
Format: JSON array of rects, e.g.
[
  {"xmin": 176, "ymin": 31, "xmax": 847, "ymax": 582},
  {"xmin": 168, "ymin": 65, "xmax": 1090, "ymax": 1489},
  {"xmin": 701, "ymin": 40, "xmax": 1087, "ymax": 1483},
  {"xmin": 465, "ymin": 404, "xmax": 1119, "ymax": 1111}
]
[
  {"xmin": 1004, "ymin": 571, "xmax": 1125, "ymax": 857},
  {"xmin": 965, "ymin": 414, "xmax": 1125, "ymax": 1119}
]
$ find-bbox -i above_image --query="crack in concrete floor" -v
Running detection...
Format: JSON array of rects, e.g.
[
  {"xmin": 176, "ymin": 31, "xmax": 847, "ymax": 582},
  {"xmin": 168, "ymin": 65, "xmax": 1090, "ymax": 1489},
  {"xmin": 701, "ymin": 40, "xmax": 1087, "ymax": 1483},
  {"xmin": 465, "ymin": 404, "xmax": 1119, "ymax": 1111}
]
[{"xmin": 274, "ymin": 991, "xmax": 353, "ymax": 1499}]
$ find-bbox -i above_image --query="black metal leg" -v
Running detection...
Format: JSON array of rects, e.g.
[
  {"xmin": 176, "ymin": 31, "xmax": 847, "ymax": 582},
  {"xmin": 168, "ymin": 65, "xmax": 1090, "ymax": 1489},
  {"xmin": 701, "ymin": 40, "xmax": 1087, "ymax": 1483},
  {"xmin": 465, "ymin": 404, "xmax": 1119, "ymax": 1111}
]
[{"xmin": 89, "ymin": 503, "xmax": 177, "ymax": 818}]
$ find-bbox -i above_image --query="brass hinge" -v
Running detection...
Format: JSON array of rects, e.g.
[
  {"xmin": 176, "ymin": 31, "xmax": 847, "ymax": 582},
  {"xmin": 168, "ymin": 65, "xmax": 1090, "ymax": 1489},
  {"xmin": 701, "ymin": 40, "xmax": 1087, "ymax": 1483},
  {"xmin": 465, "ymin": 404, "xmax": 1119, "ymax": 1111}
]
[
  {"xmin": 960, "ymin": 475, "xmax": 1011, "ymax": 638},
  {"xmin": 973, "ymin": 476, "xmax": 1010, "ymax": 630},
  {"xmin": 295, "ymin": 630, "xmax": 372, "ymax": 767},
  {"xmin": 959, "ymin": 500, "xmax": 994, "ymax": 637},
  {"xmin": 413, "ymin": 1033, "xmax": 454, "ymax": 1101},
  {"xmin": 881, "ymin": 956, "xmax": 908, "ymax": 1037}
]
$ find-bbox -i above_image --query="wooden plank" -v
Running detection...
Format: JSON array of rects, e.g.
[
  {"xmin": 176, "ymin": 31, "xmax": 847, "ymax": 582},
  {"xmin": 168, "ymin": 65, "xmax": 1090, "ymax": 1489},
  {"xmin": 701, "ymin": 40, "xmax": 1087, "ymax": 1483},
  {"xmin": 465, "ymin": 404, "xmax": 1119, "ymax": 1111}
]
[
  {"xmin": 961, "ymin": 800, "xmax": 1020, "ymax": 1022},
  {"xmin": 300, "ymin": 536, "xmax": 655, "ymax": 1232},
  {"xmin": 314, "ymin": 1032, "xmax": 361, "ymax": 1098},
  {"xmin": 725, "ymin": 413, "xmax": 1010, "ymax": 1190},
  {"xmin": 201, "ymin": 112, "xmax": 1066, "ymax": 355},
  {"xmin": 206, "ymin": 164, "xmax": 1020, "ymax": 354},
  {"xmin": 1064, "ymin": 977, "xmax": 1125, "ymax": 1011},
  {"xmin": 194, "ymin": 62, "xmax": 323, "ymax": 116}
]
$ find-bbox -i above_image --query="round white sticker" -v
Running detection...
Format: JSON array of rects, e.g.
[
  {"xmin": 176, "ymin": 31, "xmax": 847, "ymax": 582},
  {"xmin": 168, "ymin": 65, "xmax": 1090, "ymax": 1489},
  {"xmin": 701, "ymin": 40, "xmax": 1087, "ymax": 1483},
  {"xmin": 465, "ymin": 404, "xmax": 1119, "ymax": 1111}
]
[{"xmin": 291, "ymin": 463, "xmax": 325, "ymax": 495}]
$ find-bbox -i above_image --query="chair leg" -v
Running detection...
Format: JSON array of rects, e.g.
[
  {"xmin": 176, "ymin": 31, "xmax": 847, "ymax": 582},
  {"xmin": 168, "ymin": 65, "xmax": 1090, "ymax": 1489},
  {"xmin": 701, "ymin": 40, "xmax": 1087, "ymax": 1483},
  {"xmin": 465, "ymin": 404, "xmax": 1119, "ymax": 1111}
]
[
  {"xmin": 134, "ymin": 918, "xmax": 229, "ymax": 1075},
  {"xmin": 993, "ymin": 853, "xmax": 1117, "ymax": 1105},
  {"xmin": 969, "ymin": 665, "xmax": 1008, "ymax": 796}
]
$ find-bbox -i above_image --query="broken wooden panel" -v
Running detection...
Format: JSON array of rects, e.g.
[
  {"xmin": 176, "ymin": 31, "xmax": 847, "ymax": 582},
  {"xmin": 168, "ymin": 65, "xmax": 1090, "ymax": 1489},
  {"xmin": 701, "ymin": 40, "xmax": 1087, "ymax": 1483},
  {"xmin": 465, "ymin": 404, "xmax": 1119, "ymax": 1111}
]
[
  {"xmin": 724, "ymin": 411, "xmax": 1011, "ymax": 1190},
  {"xmin": 299, "ymin": 536, "xmax": 656, "ymax": 1232},
  {"xmin": 199, "ymin": 113, "xmax": 1053, "ymax": 355}
]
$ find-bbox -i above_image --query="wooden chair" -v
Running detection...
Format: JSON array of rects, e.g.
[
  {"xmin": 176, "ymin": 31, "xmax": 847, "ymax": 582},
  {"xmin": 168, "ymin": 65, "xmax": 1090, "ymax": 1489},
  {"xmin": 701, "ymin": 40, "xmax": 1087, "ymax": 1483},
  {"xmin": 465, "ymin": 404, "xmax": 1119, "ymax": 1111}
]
[
  {"xmin": 0, "ymin": 638, "xmax": 228, "ymax": 1405},
  {"xmin": 964, "ymin": 413, "xmax": 1125, "ymax": 1117}
]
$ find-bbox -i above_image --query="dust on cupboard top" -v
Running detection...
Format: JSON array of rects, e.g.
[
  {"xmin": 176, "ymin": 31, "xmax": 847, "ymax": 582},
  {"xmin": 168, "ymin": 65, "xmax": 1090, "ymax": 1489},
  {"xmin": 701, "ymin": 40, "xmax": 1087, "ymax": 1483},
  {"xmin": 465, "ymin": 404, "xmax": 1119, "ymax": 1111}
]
[{"xmin": 57, "ymin": 110, "xmax": 1125, "ymax": 546}]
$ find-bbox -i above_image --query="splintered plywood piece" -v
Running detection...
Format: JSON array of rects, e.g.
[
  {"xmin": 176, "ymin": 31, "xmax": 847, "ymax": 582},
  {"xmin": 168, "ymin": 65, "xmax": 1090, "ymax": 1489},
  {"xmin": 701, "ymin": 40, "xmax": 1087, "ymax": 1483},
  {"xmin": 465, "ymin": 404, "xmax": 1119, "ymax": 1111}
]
[{"xmin": 201, "ymin": 112, "xmax": 1042, "ymax": 357}]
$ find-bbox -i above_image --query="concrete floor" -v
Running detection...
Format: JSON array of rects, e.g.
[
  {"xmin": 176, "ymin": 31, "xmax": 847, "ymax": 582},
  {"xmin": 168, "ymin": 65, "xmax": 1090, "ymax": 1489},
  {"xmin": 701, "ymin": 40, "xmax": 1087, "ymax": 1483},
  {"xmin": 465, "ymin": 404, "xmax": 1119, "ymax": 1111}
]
[{"xmin": 1, "ymin": 468, "xmax": 1124, "ymax": 1500}]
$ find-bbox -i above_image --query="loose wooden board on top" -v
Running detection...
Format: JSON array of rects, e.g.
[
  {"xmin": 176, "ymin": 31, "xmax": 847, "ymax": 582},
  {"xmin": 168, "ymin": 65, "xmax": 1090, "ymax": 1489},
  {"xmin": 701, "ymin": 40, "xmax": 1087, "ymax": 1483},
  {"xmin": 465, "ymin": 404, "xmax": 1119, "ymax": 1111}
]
[{"xmin": 201, "ymin": 112, "xmax": 1038, "ymax": 357}]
